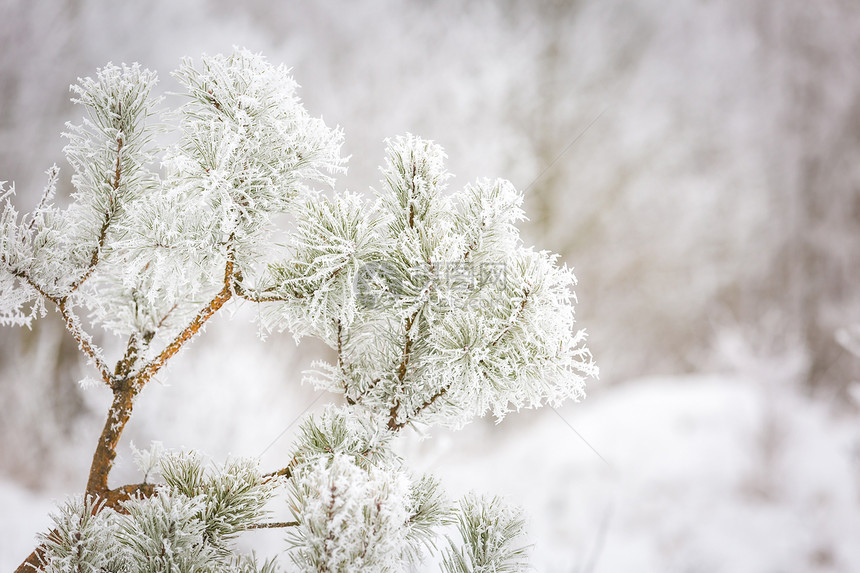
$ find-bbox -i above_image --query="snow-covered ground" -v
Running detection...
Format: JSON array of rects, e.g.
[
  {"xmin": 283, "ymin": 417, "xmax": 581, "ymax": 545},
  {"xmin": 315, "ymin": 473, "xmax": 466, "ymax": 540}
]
[
  {"xmin": 3, "ymin": 375, "xmax": 858, "ymax": 572},
  {"xmin": 413, "ymin": 376, "xmax": 860, "ymax": 572}
]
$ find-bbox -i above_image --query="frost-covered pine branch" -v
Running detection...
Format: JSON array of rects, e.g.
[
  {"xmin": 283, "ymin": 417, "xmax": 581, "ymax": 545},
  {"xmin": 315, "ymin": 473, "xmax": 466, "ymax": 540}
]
[
  {"xmin": 263, "ymin": 134, "xmax": 596, "ymax": 430},
  {"xmin": 3, "ymin": 49, "xmax": 596, "ymax": 573},
  {"xmin": 38, "ymin": 450, "xmax": 280, "ymax": 573},
  {"xmin": 442, "ymin": 494, "xmax": 530, "ymax": 573}
]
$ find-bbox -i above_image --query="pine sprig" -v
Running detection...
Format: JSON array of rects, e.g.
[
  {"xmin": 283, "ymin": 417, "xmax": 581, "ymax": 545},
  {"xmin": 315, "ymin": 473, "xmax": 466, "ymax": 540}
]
[{"xmin": 442, "ymin": 494, "xmax": 530, "ymax": 573}]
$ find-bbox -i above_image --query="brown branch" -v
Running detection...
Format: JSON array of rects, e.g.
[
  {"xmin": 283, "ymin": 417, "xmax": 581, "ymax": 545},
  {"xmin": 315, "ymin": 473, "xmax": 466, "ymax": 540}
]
[
  {"xmin": 13, "ymin": 253, "xmax": 236, "ymax": 570},
  {"xmin": 88, "ymin": 254, "xmax": 236, "ymax": 498},
  {"xmin": 263, "ymin": 466, "xmax": 292, "ymax": 482},
  {"xmin": 4, "ymin": 259, "xmax": 113, "ymax": 387},
  {"xmin": 86, "ymin": 381, "xmax": 136, "ymax": 495},
  {"xmin": 232, "ymin": 267, "xmax": 301, "ymax": 302},
  {"xmin": 387, "ymin": 289, "xmax": 532, "ymax": 432},
  {"xmin": 114, "ymin": 334, "xmax": 140, "ymax": 379},
  {"xmin": 336, "ymin": 320, "xmax": 356, "ymax": 406},
  {"xmin": 134, "ymin": 257, "xmax": 235, "ymax": 388},
  {"xmin": 155, "ymin": 303, "xmax": 179, "ymax": 331},
  {"xmin": 408, "ymin": 161, "xmax": 417, "ymax": 229},
  {"xmin": 262, "ymin": 452, "xmax": 302, "ymax": 484},
  {"xmin": 3, "ymin": 136, "xmax": 129, "ymax": 389},
  {"xmin": 3, "ymin": 258, "xmax": 63, "ymax": 306},
  {"xmin": 66, "ymin": 214, "xmax": 109, "ymax": 294},
  {"xmin": 234, "ymin": 281, "xmax": 293, "ymax": 302},
  {"xmin": 386, "ymin": 285, "xmax": 526, "ymax": 432},
  {"xmin": 15, "ymin": 545, "xmax": 45, "ymax": 573},
  {"xmin": 416, "ymin": 384, "xmax": 451, "ymax": 416},
  {"xmin": 389, "ymin": 289, "xmax": 530, "ymax": 431},
  {"xmin": 102, "ymin": 482, "xmax": 157, "ymax": 509},
  {"xmin": 388, "ymin": 312, "xmax": 418, "ymax": 431},
  {"xmin": 351, "ymin": 376, "xmax": 382, "ymax": 407}
]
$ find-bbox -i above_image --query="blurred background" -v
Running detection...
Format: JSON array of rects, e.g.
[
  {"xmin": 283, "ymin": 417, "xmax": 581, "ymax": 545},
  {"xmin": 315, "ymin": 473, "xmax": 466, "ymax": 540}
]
[{"xmin": 2, "ymin": 0, "xmax": 860, "ymax": 571}]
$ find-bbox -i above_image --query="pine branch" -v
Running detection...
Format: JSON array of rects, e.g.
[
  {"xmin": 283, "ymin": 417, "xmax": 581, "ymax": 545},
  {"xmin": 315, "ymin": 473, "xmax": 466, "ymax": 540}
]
[
  {"xmin": 68, "ymin": 133, "xmax": 123, "ymax": 294},
  {"xmin": 408, "ymin": 160, "xmax": 417, "ymax": 229},
  {"xmin": 5, "ymin": 54, "xmax": 597, "ymax": 573},
  {"xmin": 354, "ymin": 377, "xmax": 381, "ymax": 404},
  {"xmin": 15, "ymin": 483, "xmax": 158, "ymax": 573},
  {"xmin": 5, "ymin": 258, "xmax": 110, "ymax": 383},
  {"xmin": 388, "ymin": 311, "xmax": 418, "ymax": 431},
  {"xmin": 3, "ymin": 258, "xmax": 114, "ymax": 386},
  {"xmin": 1, "ymin": 257, "xmax": 54, "ymax": 299},
  {"xmin": 98, "ymin": 481, "xmax": 158, "ymax": 509},
  {"xmin": 86, "ymin": 380, "xmax": 136, "ymax": 495},
  {"xmin": 154, "ymin": 303, "xmax": 178, "ymax": 331},
  {"xmin": 15, "ymin": 542, "xmax": 47, "ymax": 573},
  {"xmin": 388, "ymin": 287, "xmax": 531, "ymax": 431}
]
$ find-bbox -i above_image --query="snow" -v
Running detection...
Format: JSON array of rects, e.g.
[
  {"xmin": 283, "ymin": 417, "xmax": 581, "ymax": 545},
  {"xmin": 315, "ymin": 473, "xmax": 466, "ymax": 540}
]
[
  {"xmin": 400, "ymin": 375, "xmax": 860, "ymax": 572},
  {"xmin": 5, "ymin": 375, "xmax": 856, "ymax": 572},
  {"xmin": 0, "ymin": 479, "xmax": 56, "ymax": 569}
]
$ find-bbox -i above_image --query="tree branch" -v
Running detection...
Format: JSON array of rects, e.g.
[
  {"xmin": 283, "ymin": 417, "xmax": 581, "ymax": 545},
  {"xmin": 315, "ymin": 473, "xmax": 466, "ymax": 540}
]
[
  {"xmin": 87, "ymin": 253, "xmax": 236, "ymax": 498},
  {"xmin": 134, "ymin": 256, "xmax": 235, "ymax": 388},
  {"xmin": 387, "ymin": 288, "xmax": 528, "ymax": 431},
  {"xmin": 234, "ymin": 281, "xmax": 293, "ymax": 302},
  {"xmin": 56, "ymin": 299, "xmax": 113, "ymax": 386},
  {"xmin": 68, "ymin": 134, "xmax": 124, "ymax": 294},
  {"xmin": 3, "ymin": 259, "xmax": 113, "ymax": 387},
  {"xmin": 388, "ymin": 311, "xmax": 418, "ymax": 431},
  {"xmin": 15, "ymin": 545, "xmax": 46, "ymax": 573},
  {"xmin": 247, "ymin": 521, "xmax": 299, "ymax": 530},
  {"xmin": 86, "ymin": 381, "xmax": 136, "ymax": 495},
  {"xmin": 102, "ymin": 482, "xmax": 157, "ymax": 509},
  {"xmin": 263, "ymin": 464, "xmax": 293, "ymax": 483},
  {"xmin": 390, "ymin": 383, "xmax": 451, "ymax": 432},
  {"xmin": 336, "ymin": 320, "xmax": 356, "ymax": 406},
  {"xmin": 113, "ymin": 333, "xmax": 140, "ymax": 379}
]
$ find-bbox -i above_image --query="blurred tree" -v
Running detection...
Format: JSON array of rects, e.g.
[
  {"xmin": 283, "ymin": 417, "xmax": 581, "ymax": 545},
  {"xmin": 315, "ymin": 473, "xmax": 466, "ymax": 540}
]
[{"xmin": 746, "ymin": 0, "xmax": 860, "ymax": 394}]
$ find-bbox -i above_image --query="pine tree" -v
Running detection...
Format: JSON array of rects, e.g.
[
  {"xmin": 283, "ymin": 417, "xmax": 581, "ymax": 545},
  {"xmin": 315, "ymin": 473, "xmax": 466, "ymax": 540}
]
[{"xmin": 1, "ymin": 49, "xmax": 596, "ymax": 572}]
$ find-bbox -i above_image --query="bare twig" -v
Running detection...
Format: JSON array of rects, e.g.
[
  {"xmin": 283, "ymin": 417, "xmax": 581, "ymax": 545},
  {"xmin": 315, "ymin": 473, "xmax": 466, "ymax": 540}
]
[
  {"xmin": 56, "ymin": 299, "xmax": 113, "ymax": 385},
  {"xmin": 336, "ymin": 320, "xmax": 357, "ymax": 406},
  {"xmin": 247, "ymin": 521, "xmax": 299, "ymax": 530},
  {"xmin": 388, "ymin": 311, "xmax": 418, "ymax": 430},
  {"xmin": 490, "ymin": 288, "xmax": 529, "ymax": 348},
  {"xmin": 234, "ymin": 279, "xmax": 294, "ymax": 302}
]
